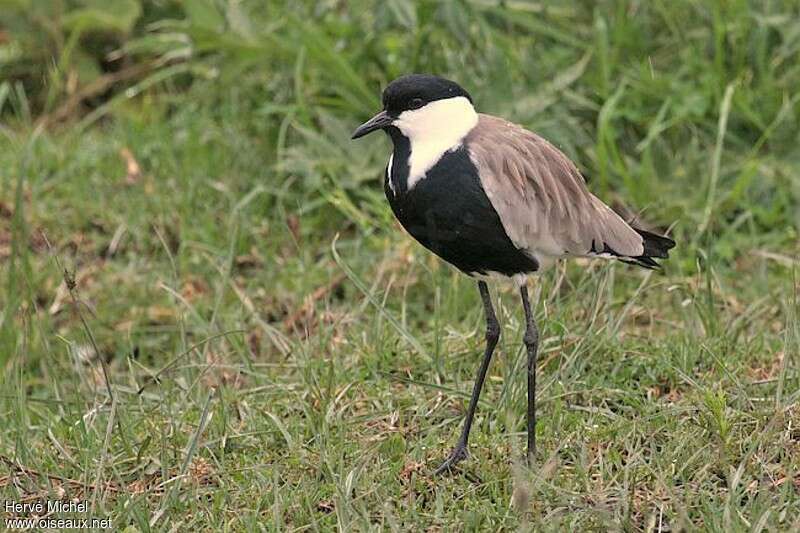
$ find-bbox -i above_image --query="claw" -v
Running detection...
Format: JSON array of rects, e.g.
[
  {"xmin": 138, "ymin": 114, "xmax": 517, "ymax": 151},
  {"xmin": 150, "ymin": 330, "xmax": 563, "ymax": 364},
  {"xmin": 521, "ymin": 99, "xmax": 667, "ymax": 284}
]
[{"xmin": 433, "ymin": 445, "xmax": 469, "ymax": 475}]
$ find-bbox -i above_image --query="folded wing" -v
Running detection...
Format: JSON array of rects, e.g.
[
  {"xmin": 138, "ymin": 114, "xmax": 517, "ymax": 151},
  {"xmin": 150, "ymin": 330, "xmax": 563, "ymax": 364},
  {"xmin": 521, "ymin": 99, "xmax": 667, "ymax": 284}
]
[{"xmin": 467, "ymin": 114, "xmax": 647, "ymax": 262}]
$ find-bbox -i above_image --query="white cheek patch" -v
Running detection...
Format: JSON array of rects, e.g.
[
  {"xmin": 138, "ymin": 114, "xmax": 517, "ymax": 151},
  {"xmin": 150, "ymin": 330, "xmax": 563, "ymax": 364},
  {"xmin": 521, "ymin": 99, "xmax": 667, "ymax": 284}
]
[{"xmin": 393, "ymin": 96, "xmax": 478, "ymax": 191}]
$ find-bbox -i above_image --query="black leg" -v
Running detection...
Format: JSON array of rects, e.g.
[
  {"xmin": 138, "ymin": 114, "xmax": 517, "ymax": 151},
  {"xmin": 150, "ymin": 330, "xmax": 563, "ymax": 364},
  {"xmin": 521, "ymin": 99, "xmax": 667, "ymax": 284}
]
[
  {"xmin": 434, "ymin": 280, "xmax": 500, "ymax": 475},
  {"xmin": 520, "ymin": 284, "xmax": 539, "ymax": 462}
]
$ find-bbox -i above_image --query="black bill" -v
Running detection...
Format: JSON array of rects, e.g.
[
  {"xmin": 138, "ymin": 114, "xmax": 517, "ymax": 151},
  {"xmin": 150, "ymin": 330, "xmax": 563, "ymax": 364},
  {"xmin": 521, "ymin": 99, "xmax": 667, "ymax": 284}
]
[{"xmin": 351, "ymin": 110, "xmax": 393, "ymax": 139}]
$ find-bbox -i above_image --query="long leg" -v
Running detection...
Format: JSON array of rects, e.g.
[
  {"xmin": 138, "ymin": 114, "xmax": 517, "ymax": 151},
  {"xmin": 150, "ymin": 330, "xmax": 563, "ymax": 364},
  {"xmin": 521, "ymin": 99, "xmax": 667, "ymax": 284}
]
[
  {"xmin": 434, "ymin": 280, "xmax": 500, "ymax": 475},
  {"xmin": 520, "ymin": 283, "xmax": 539, "ymax": 462}
]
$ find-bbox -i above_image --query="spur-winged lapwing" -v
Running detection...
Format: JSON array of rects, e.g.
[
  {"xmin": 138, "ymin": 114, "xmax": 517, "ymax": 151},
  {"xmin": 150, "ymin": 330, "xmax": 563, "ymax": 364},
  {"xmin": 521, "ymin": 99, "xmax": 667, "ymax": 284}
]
[{"xmin": 352, "ymin": 74, "xmax": 675, "ymax": 474}]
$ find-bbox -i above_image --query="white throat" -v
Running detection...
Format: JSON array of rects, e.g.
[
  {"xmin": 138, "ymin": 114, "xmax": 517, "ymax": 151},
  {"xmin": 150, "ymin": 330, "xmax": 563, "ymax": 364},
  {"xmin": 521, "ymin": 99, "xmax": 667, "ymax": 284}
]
[{"xmin": 392, "ymin": 96, "xmax": 478, "ymax": 190}]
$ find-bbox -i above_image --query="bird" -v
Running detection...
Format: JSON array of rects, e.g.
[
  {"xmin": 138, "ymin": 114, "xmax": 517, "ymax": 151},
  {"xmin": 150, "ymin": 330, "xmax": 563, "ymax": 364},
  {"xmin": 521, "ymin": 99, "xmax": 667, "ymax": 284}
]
[{"xmin": 352, "ymin": 74, "xmax": 675, "ymax": 474}]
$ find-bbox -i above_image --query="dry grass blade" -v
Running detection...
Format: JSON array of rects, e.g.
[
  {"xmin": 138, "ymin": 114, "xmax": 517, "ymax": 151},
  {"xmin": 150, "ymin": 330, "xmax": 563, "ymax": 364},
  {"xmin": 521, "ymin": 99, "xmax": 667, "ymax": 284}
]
[{"xmin": 283, "ymin": 272, "xmax": 346, "ymax": 334}]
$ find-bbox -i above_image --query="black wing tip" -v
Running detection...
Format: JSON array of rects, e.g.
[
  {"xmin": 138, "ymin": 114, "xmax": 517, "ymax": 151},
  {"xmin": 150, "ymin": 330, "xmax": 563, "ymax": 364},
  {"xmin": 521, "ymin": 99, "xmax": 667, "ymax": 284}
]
[
  {"xmin": 593, "ymin": 227, "xmax": 676, "ymax": 271},
  {"xmin": 621, "ymin": 227, "xmax": 675, "ymax": 270},
  {"xmin": 633, "ymin": 227, "xmax": 676, "ymax": 261},
  {"xmin": 621, "ymin": 256, "xmax": 661, "ymax": 270}
]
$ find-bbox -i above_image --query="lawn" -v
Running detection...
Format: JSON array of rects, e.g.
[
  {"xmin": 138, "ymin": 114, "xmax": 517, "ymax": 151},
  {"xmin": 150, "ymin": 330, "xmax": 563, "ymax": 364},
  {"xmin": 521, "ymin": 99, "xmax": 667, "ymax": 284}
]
[{"xmin": 2, "ymin": 0, "xmax": 800, "ymax": 530}]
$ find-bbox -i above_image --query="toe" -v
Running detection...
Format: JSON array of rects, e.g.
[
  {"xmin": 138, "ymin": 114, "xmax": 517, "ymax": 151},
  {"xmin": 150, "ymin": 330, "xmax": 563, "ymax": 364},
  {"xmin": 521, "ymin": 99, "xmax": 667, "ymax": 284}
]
[{"xmin": 433, "ymin": 446, "xmax": 469, "ymax": 475}]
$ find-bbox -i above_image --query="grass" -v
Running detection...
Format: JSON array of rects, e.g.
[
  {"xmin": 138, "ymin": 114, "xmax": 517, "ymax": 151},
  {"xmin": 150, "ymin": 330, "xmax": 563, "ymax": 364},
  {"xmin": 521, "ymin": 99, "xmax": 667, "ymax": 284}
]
[{"xmin": 1, "ymin": 0, "xmax": 800, "ymax": 530}]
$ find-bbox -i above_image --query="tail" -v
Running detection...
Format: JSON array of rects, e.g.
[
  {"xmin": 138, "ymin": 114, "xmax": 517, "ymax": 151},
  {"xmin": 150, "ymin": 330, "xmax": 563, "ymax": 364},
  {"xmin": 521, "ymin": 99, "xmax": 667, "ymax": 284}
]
[{"xmin": 620, "ymin": 227, "xmax": 676, "ymax": 269}]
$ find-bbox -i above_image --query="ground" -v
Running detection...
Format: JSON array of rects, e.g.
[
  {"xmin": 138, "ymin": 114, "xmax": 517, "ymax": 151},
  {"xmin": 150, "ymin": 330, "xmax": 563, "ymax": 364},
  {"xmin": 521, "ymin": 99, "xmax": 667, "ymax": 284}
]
[{"xmin": 1, "ymin": 1, "xmax": 800, "ymax": 530}]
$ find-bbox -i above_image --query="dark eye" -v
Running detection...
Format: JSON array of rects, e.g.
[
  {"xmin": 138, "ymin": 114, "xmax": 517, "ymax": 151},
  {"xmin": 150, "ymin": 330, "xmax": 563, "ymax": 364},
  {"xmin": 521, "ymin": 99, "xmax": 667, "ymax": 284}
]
[{"xmin": 409, "ymin": 97, "xmax": 424, "ymax": 109}]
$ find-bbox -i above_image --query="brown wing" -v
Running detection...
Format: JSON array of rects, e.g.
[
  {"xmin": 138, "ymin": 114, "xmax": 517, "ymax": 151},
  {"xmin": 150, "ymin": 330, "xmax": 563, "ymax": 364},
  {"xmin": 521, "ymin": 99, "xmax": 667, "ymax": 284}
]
[{"xmin": 466, "ymin": 114, "xmax": 644, "ymax": 260}]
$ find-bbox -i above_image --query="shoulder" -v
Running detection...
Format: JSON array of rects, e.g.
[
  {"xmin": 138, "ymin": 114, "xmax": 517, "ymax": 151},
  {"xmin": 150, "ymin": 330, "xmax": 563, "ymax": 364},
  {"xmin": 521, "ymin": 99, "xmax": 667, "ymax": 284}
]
[
  {"xmin": 465, "ymin": 114, "xmax": 585, "ymax": 185},
  {"xmin": 466, "ymin": 114, "xmax": 545, "ymax": 144},
  {"xmin": 465, "ymin": 114, "xmax": 563, "ymax": 166}
]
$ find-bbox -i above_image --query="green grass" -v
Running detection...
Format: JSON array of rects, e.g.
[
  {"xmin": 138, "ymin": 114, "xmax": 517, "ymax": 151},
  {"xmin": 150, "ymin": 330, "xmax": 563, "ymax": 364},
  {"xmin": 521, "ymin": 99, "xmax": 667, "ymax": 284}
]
[{"xmin": 2, "ymin": 0, "xmax": 800, "ymax": 530}]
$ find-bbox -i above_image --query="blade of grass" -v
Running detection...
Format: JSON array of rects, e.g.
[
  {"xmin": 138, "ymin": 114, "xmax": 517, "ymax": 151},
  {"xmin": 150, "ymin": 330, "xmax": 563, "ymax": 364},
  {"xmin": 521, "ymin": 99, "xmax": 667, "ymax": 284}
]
[
  {"xmin": 698, "ymin": 82, "xmax": 735, "ymax": 235},
  {"xmin": 331, "ymin": 234, "xmax": 431, "ymax": 362}
]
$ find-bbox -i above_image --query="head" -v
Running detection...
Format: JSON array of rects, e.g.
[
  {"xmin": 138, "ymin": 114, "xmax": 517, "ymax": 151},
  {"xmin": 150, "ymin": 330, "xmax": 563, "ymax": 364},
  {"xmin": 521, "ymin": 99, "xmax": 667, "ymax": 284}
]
[{"xmin": 351, "ymin": 74, "xmax": 476, "ymax": 143}]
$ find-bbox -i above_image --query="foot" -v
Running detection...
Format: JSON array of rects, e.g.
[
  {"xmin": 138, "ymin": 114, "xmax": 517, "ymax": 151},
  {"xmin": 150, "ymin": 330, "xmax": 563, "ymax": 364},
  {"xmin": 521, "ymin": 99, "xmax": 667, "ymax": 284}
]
[{"xmin": 433, "ymin": 444, "xmax": 469, "ymax": 475}]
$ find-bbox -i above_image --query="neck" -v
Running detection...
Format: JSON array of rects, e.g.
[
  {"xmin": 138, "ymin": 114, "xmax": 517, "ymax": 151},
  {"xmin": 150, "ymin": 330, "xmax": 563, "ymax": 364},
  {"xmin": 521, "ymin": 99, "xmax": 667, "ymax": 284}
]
[
  {"xmin": 387, "ymin": 97, "xmax": 478, "ymax": 192},
  {"xmin": 385, "ymin": 128, "xmax": 411, "ymax": 195}
]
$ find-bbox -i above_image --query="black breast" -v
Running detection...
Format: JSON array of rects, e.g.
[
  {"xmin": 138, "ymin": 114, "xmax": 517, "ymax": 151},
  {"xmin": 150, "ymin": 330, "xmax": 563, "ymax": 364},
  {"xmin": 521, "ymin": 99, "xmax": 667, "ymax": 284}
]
[{"xmin": 385, "ymin": 146, "xmax": 539, "ymax": 277}]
